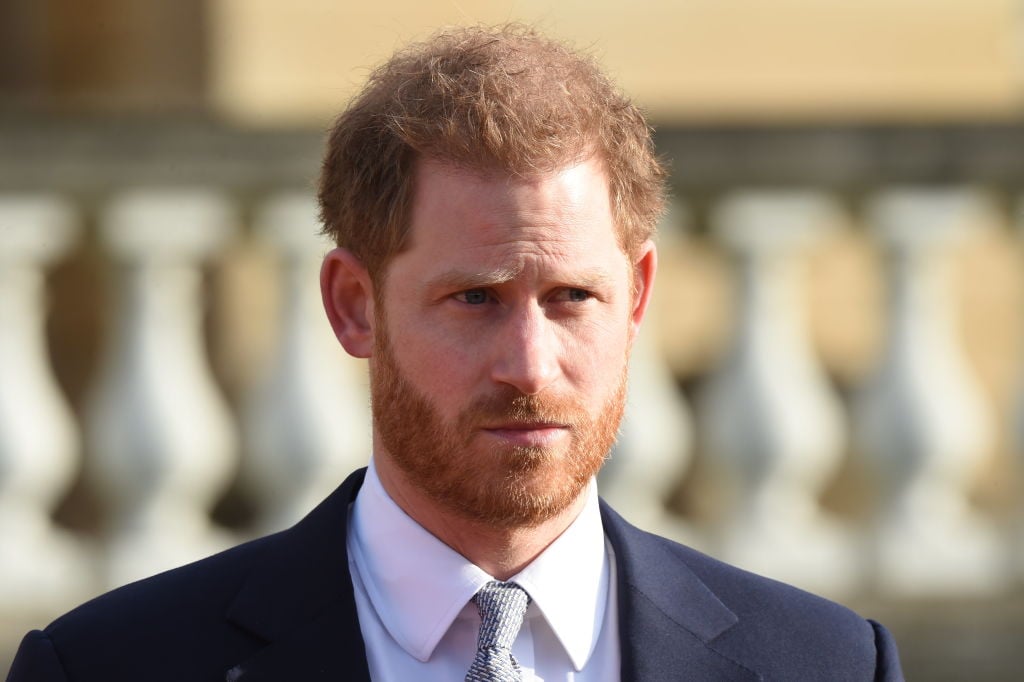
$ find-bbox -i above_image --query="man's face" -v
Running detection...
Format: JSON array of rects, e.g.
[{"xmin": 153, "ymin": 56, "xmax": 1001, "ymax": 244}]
[{"xmin": 369, "ymin": 157, "xmax": 653, "ymax": 528}]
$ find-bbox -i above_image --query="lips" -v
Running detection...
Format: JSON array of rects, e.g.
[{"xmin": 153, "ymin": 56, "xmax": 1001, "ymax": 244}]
[{"xmin": 481, "ymin": 422, "xmax": 569, "ymax": 447}]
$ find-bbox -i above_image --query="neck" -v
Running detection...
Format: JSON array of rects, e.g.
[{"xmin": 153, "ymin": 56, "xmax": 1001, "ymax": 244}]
[{"xmin": 373, "ymin": 454, "xmax": 588, "ymax": 580}]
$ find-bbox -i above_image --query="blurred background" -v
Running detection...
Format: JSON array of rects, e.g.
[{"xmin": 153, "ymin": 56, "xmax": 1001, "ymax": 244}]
[{"xmin": 3, "ymin": 1, "xmax": 1024, "ymax": 678}]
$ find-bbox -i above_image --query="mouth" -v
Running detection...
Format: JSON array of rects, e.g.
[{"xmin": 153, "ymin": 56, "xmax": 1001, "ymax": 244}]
[{"xmin": 481, "ymin": 422, "xmax": 569, "ymax": 447}]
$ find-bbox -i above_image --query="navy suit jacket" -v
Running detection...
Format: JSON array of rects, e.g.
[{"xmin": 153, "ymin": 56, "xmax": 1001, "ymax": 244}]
[{"xmin": 7, "ymin": 468, "xmax": 903, "ymax": 681}]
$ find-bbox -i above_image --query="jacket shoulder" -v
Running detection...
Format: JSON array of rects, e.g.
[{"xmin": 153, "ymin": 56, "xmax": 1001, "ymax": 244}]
[
  {"xmin": 601, "ymin": 504, "xmax": 903, "ymax": 680},
  {"xmin": 665, "ymin": 535, "xmax": 901, "ymax": 680},
  {"xmin": 16, "ymin": 469, "xmax": 369, "ymax": 682},
  {"xmin": 16, "ymin": 532, "xmax": 286, "ymax": 682}
]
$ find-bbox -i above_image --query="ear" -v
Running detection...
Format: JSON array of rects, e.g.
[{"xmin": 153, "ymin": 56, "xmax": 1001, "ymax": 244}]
[
  {"xmin": 320, "ymin": 248, "xmax": 375, "ymax": 358},
  {"xmin": 628, "ymin": 240, "xmax": 657, "ymax": 341}
]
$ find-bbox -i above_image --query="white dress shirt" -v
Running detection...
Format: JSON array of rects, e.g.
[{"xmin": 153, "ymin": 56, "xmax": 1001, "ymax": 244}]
[{"xmin": 347, "ymin": 459, "xmax": 620, "ymax": 681}]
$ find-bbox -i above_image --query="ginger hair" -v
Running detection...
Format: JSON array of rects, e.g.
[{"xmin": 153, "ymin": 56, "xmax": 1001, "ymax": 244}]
[{"xmin": 318, "ymin": 24, "xmax": 666, "ymax": 280}]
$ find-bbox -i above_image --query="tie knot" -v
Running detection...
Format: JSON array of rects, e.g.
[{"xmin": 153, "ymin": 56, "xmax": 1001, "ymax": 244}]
[{"xmin": 471, "ymin": 581, "xmax": 530, "ymax": 651}]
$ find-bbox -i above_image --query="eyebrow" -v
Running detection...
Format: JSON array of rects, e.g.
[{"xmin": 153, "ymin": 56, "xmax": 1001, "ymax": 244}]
[
  {"xmin": 424, "ymin": 267, "xmax": 521, "ymax": 293},
  {"xmin": 422, "ymin": 266, "xmax": 616, "ymax": 294}
]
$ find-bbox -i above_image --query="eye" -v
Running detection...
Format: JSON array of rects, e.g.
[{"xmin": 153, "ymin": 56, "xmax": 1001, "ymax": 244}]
[
  {"xmin": 455, "ymin": 288, "xmax": 491, "ymax": 305},
  {"xmin": 566, "ymin": 288, "xmax": 591, "ymax": 302},
  {"xmin": 552, "ymin": 287, "xmax": 592, "ymax": 303}
]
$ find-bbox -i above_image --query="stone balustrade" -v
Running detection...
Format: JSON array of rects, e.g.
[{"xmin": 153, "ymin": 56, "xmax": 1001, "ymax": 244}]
[{"xmin": 1, "ymin": 181, "xmax": 1022, "ymax": 678}]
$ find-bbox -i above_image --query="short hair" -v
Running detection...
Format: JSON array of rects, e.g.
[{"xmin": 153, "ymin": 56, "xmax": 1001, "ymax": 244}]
[{"xmin": 318, "ymin": 23, "xmax": 666, "ymax": 280}]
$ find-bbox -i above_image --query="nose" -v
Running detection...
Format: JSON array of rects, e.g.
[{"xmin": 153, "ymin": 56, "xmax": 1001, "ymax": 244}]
[{"xmin": 490, "ymin": 304, "xmax": 561, "ymax": 395}]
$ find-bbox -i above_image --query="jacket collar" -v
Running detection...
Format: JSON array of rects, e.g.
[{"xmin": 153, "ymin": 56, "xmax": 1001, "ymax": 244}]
[
  {"xmin": 224, "ymin": 468, "xmax": 370, "ymax": 681},
  {"xmin": 600, "ymin": 501, "xmax": 756, "ymax": 681},
  {"xmin": 222, "ymin": 468, "xmax": 751, "ymax": 681}
]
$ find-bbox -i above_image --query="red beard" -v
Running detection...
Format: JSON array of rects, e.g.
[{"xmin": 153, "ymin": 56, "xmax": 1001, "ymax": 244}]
[{"xmin": 370, "ymin": 321, "xmax": 626, "ymax": 529}]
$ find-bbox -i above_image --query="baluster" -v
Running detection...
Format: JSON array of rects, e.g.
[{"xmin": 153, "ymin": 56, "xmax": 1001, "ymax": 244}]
[
  {"xmin": 0, "ymin": 195, "xmax": 95, "ymax": 610},
  {"xmin": 856, "ymin": 188, "xmax": 1009, "ymax": 596},
  {"xmin": 600, "ymin": 202, "xmax": 694, "ymax": 542},
  {"xmin": 701, "ymin": 190, "xmax": 856, "ymax": 595},
  {"xmin": 239, "ymin": 192, "xmax": 370, "ymax": 533},
  {"xmin": 1015, "ymin": 199, "xmax": 1024, "ymax": 582},
  {"xmin": 86, "ymin": 189, "xmax": 239, "ymax": 588}
]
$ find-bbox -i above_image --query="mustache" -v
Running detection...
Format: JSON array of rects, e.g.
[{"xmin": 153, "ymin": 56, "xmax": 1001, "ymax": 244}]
[{"xmin": 459, "ymin": 389, "xmax": 583, "ymax": 427}]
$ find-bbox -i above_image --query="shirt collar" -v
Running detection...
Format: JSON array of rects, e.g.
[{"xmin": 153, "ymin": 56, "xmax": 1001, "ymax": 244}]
[
  {"xmin": 348, "ymin": 458, "xmax": 609, "ymax": 670},
  {"xmin": 509, "ymin": 478, "xmax": 610, "ymax": 671}
]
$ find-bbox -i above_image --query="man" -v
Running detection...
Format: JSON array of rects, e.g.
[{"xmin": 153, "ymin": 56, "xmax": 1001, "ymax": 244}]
[{"xmin": 8, "ymin": 24, "xmax": 903, "ymax": 681}]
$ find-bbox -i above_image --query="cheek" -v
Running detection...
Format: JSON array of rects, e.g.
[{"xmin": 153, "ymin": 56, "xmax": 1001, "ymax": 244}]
[
  {"xmin": 559, "ymin": 321, "xmax": 630, "ymax": 386},
  {"xmin": 387, "ymin": 317, "xmax": 484, "ymax": 402}
]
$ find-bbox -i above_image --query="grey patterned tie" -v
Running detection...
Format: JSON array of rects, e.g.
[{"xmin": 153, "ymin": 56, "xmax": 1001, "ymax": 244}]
[{"xmin": 465, "ymin": 581, "xmax": 531, "ymax": 682}]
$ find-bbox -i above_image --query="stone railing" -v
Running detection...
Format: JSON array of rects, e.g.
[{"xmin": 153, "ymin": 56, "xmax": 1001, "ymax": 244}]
[{"xmin": 3, "ymin": 121, "xmax": 1024, "ymax": 678}]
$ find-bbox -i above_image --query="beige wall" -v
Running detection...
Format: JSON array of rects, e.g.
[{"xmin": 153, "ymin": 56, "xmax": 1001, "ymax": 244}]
[{"xmin": 210, "ymin": 0, "xmax": 1024, "ymax": 126}]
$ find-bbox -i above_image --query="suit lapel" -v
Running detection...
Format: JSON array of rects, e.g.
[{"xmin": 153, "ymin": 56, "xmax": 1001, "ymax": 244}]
[
  {"xmin": 218, "ymin": 470, "xmax": 757, "ymax": 680},
  {"xmin": 224, "ymin": 604, "xmax": 369, "ymax": 681},
  {"xmin": 224, "ymin": 468, "xmax": 371, "ymax": 681},
  {"xmin": 600, "ymin": 502, "xmax": 760, "ymax": 681}
]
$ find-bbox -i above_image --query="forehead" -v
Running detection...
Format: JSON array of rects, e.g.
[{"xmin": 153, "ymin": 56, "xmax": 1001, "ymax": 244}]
[{"xmin": 402, "ymin": 157, "xmax": 622, "ymax": 268}]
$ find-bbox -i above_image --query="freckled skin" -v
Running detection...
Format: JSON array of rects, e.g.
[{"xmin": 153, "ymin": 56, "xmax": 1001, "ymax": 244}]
[
  {"xmin": 385, "ymin": 159, "xmax": 638, "ymax": 417},
  {"xmin": 321, "ymin": 156, "xmax": 657, "ymax": 578}
]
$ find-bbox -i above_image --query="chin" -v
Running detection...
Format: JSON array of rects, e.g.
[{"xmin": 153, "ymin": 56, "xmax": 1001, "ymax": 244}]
[{"xmin": 437, "ymin": 448, "xmax": 598, "ymax": 528}]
